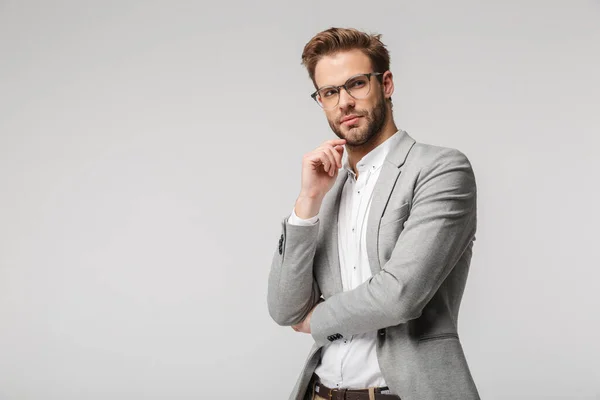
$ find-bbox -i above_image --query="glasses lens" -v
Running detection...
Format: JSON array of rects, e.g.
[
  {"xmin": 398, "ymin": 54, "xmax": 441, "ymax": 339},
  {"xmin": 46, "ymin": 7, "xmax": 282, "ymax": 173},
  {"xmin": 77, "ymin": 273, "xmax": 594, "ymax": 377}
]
[
  {"xmin": 314, "ymin": 75, "xmax": 373, "ymax": 109},
  {"xmin": 316, "ymin": 87, "xmax": 339, "ymax": 109},
  {"xmin": 346, "ymin": 76, "xmax": 371, "ymax": 99}
]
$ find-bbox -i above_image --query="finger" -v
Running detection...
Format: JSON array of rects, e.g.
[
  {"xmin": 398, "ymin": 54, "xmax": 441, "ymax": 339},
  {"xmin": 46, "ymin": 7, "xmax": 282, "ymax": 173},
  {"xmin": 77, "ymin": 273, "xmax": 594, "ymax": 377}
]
[
  {"xmin": 323, "ymin": 138, "xmax": 346, "ymax": 147},
  {"xmin": 306, "ymin": 152, "xmax": 329, "ymax": 173},
  {"xmin": 319, "ymin": 143, "xmax": 344, "ymax": 158},
  {"xmin": 323, "ymin": 147, "xmax": 341, "ymax": 172},
  {"xmin": 317, "ymin": 141, "xmax": 345, "ymax": 152},
  {"xmin": 327, "ymin": 146, "xmax": 343, "ymax": 169},
  {"xmin": 321, "ymin": 149, "xmax": 337, "ymax": 176},
  {"xmin": 317, "ymin": 151, "xmax": 332, "ymax": 174}
]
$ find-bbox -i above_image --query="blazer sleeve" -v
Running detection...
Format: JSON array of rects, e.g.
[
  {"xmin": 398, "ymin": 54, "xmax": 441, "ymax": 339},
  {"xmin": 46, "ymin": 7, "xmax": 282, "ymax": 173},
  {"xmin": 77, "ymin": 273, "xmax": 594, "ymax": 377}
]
[
  {"xmin": 267, "ymin": 212, "xmax": 322, "ymax": 326},
  {"xmin": 309, "ymin": 149, "xmax": 477, "ymax": 346}
]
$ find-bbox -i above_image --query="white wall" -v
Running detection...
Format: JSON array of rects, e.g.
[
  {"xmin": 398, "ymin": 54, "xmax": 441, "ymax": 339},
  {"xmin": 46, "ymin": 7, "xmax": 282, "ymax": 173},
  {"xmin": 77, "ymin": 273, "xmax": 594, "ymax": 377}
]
[{"xmin": 0, "ymin": 1, "xmax": 598, "ymax": 399}]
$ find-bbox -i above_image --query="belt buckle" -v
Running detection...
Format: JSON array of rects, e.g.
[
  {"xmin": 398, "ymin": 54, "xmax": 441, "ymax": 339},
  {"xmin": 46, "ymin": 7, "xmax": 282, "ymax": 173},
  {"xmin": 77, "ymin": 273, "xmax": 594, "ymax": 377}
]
[{"xmin": 327, "ymin": 388, "xmax": 335, "ymax": 400}]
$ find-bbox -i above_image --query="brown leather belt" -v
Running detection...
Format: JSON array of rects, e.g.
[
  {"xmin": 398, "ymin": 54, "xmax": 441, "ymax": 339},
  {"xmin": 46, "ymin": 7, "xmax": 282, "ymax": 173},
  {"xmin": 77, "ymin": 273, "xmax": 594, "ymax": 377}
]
[{"xmin": 310, "ymin": 374, "xmax": 401, "ymax": 400}]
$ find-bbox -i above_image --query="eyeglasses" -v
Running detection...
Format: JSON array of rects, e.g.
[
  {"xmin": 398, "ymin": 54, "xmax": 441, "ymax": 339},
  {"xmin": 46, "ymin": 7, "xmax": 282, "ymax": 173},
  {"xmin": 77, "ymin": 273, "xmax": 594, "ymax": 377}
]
[{"xmin": 310, "ymin": 72, "xmax": 384, "ymax": 110}]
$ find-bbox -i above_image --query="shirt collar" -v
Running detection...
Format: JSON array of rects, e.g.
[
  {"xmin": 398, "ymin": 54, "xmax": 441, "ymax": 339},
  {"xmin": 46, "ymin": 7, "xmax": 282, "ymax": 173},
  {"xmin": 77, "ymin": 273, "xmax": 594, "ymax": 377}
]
[{"xmin": 342, "ymin": 130, "xmax": 401, "ymax": 177}]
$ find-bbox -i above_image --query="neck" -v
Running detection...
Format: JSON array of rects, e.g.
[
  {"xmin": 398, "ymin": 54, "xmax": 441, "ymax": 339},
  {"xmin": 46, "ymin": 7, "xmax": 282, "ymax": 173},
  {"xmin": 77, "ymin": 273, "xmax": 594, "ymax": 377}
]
[{"xmin": 347, "ymin": 120, "xmax": 398, "ymax": 175}]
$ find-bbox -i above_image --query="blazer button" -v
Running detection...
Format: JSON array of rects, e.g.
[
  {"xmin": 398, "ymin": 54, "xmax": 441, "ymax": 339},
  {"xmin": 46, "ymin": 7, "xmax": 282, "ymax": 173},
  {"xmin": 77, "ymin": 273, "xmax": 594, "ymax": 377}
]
[{"xmin": 378, "ymin": 329, "xmax": 386, "ymax": 337}]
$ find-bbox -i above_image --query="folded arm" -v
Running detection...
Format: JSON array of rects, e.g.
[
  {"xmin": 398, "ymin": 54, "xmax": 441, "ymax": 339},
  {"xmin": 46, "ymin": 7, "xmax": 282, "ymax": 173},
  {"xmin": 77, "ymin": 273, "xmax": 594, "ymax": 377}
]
[{"xmin": 309, "ymin": 150, "xmax": 477, "ymax": 346}]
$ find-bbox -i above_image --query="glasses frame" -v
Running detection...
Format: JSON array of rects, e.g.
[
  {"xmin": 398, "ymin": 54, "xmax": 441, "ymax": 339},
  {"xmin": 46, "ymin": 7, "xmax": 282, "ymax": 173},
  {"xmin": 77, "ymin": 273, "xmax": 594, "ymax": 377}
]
[{"xmin": 310, "ymin": 72, "xmax": 384, "ymax": 109}]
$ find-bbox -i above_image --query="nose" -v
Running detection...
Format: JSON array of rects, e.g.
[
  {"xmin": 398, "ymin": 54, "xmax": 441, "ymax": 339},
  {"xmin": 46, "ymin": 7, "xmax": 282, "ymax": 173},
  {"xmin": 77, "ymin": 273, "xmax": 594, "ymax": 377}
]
[{"xmin": 337, "ymin": 87, "xmax": 355, "ymax": 110}]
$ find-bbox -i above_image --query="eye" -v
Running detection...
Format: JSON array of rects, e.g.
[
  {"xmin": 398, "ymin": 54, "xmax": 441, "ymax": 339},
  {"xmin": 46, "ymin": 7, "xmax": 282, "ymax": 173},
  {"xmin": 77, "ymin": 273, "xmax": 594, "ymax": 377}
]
[
  {"xmin": 349, "ymin": 78, "xmax": 367, "ymax": 88},
  {"xmin": 321, "ymin": 88, "xmax": 337, "ymax": 98}
]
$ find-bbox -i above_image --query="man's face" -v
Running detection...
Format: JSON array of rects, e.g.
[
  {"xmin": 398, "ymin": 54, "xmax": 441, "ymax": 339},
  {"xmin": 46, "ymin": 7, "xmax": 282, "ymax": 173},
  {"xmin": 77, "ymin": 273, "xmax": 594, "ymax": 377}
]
[{"xmin": 313, "ymin": 49, "xmax": 387, "ymax": 147}]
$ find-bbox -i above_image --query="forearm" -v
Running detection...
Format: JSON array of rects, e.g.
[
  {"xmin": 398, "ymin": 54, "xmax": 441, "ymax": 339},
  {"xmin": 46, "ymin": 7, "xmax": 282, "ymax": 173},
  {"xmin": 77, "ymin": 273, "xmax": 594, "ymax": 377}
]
[
  {"xmin": 310, "ymin": 211, "xmax": 475, "ymax": 344},
  {"xmin": 267, "ymin": 214, "xmax": 322, "ymax": 326},
  {"xmin": 309, "ymin": 150, "xmax": 477, "ymax": 345},
  {"xmin": 294, "ymin": 193, "xmax": 324, "ymax": 219}
]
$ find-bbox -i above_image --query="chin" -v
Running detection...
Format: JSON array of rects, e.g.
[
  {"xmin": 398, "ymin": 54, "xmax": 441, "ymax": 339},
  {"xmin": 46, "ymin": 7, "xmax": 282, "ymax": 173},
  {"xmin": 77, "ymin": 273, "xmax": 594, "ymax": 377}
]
[
  {"xmin": 342, "ymin": 133, "xmax": 367, "ymax": 147},
  {"xmin": 344, "ymin": 125, "xmax": 364, "ymax": 137},
  {"xmin": 339, "ymin": 122, "xmax": 358, "ymax": 133}
]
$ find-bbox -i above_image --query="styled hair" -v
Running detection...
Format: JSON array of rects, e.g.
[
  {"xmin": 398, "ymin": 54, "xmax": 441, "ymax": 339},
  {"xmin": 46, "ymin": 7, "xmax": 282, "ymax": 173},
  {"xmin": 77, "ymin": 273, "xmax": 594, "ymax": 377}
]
[{"xmin": 301, "ymin": 27, "xmax": 391, "ymax": 86}]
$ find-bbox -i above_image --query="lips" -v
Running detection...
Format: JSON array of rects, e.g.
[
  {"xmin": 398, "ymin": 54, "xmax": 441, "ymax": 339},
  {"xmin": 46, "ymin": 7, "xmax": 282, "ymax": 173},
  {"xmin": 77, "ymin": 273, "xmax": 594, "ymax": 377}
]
[{"xmin": 340, "ymin": 115, "xmax": 361, "ymax": 125}]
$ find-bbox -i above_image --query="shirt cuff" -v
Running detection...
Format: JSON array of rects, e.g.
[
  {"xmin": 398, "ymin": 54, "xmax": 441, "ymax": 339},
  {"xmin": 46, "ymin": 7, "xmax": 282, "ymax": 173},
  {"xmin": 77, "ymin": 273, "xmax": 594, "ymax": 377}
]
[{"xmin": 288, "ymin": 207, "xmax": 319, "ymax": 226}]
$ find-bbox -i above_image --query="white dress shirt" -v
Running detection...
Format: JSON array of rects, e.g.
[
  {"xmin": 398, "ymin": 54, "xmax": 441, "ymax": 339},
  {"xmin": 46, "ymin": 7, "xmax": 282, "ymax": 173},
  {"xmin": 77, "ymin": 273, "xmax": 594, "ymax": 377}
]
[{"xmin": 288, "ymin": 131, "xmax": 402, "ymax": 390}]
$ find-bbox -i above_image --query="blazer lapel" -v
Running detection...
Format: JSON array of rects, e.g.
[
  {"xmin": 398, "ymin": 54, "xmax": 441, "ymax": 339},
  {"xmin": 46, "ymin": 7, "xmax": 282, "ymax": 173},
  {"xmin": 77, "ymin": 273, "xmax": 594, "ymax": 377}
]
[
  {"xmin": 319, "ymin": 171, "xmax": 348, "ymax": 294},
  {"xmin": 365, "ymin": 130, "xmax": 416, "ymax": 275}
]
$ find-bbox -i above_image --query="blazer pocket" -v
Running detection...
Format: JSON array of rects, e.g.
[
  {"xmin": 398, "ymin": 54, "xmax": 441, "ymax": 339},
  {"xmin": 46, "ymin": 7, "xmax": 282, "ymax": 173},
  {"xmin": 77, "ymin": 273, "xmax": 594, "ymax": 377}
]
[{"xmin": 380, "ymin": 202, "xmax": 410, "ymax": 227}]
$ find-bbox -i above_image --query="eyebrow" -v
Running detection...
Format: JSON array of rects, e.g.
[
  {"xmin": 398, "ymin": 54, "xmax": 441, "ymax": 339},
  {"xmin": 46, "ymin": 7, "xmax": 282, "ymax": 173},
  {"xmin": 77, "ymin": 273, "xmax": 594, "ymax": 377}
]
[{"xmin": 316, "ymin": 73, "xmax": 369, "ymax": 90}]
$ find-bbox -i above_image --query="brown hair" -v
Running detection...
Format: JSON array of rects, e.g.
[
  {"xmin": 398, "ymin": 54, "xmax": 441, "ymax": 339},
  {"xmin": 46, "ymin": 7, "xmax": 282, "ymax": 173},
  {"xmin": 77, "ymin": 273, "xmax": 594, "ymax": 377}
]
[{"xmin": 301, "ymin": 27, "xmax": 390, "ymax": 86}]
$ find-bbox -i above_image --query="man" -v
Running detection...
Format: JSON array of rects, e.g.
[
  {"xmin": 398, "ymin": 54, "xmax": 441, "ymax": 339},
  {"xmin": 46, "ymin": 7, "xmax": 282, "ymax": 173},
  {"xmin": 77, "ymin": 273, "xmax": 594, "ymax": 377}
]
[{"xmin": 267, "ymin": 27, "xmax": 480, "ymax": 400}]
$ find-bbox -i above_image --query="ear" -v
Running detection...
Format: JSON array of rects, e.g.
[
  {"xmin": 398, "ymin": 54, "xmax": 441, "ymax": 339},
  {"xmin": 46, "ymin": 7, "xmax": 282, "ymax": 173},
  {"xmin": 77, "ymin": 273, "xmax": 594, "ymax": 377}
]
[{"xmin": 382, "ymin": 70, "xmax": 395, "ymax": 100}]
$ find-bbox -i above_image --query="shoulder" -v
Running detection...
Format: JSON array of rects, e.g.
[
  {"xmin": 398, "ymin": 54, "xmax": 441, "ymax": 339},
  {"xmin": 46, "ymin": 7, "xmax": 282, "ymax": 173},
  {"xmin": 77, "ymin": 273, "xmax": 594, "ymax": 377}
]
[
  {"xmin": 403, "ymin": 139, "xmax": 476, "ymax": 191},
  {"xmin": 408, "ymin": 141, "xmax": 472, "ymax": 170}
]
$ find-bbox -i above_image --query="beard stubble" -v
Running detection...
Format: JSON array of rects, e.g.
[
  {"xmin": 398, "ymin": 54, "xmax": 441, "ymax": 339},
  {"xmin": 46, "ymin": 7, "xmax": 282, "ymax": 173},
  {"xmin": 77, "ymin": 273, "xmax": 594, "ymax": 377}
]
[{"xmin": 327, "ymin": 91, "xmax": 387, "ymax": 149}]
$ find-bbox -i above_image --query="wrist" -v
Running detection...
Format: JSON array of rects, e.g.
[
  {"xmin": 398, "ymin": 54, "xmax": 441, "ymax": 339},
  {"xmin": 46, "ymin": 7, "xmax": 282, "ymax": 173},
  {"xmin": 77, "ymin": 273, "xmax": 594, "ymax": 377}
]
[
  {"xmin": 295, "ymin": 194, "xmax": 323, "ymax": 219},
  {"xmin": 298, "ymin": 189, "xmax": 325, "ymax": 201}
]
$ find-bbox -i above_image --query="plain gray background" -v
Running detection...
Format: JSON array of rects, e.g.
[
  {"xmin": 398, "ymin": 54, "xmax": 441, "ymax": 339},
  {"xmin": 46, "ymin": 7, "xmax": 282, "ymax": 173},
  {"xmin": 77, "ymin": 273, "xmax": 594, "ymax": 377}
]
[{"xmin": 1, "ymin": 1, "xmax": 599, "ymax": 399}]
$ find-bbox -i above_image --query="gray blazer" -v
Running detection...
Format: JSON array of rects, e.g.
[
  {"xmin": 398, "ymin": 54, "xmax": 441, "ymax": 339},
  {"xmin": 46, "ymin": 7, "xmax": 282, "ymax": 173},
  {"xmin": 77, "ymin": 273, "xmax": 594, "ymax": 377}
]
[{"xmin": 268, "ymin": 130, "xmax": 480, "ymax": 400}]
